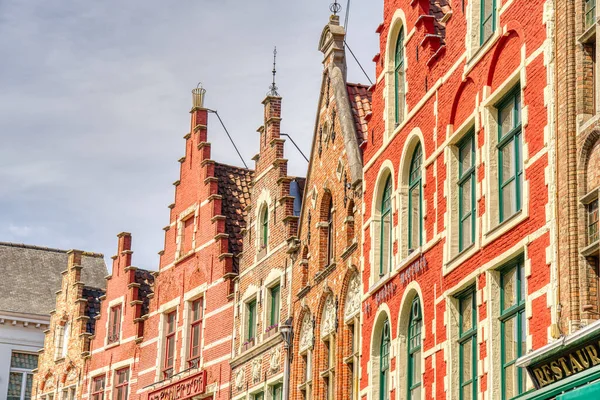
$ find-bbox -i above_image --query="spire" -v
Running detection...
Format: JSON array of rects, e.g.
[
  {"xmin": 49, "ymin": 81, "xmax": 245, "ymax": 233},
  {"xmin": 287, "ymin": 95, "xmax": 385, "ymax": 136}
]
[
  {"xmin": 330, "ymin": 0, "xmax": 342, "ymax": 16},
  {"xmin": 267, "ymin": 47, "xmax": 279, "ymax": 97}
]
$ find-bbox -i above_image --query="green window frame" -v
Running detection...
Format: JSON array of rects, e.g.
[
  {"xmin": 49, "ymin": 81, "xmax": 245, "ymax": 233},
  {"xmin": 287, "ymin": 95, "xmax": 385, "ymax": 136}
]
[
  {"xmin": 380, "ymin": 176, "xmax": 393, "ymax": 276},
  {"xmin": 261, "ymin": 207, "xmax": 269, "ymax": 248},
  {"xmin": 408, "ymin": 297, "xmax": 423, "ymax": 399},
  {"xmin": 480, "ymin": 0, "xmax": 496, "ymax": 45},
  {"xmin": 395, "ymin": 28, "xmax": 406, "ymax": 125},
  {"xmin": 586, "ymin": 0, "xmax": 596, "ymax": 29},
  {"xmin": 253, "ymin": 392, "xmax": 264, "ymax": 400},
  {"xmin": 458, "ymin": 132, "xmax": 476, "ymax": 252},
  {"xmin": 272, "ymin": 384, "xmax": 283, "ymax": 400},
  {"xmin": 269, "ymin": 284, "xmax": 281, "ymax": 326},
  {"xmin": 380, "ymin": 320, "xmax": 390, "ymax": 400},
  {"xmin": 408, "ymin": 144, "xmax": 423, "ymax": 251},
  {"xmin": 457, "ymin": 287, "xmax": 478, "ymax": 400},
  {"xmin": 500, "ymin": 258, "xmax": 526, "ymax": 399},
  {"xmin": 247, "ymin": 299, "xmax": 257, "ymax": 341},
  {"xmin": 497, "ymin": 87, "xmax": 523, "ymax": 223}
]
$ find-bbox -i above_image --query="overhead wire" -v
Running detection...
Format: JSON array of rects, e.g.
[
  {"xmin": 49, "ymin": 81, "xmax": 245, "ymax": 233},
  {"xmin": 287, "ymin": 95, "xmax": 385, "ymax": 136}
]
[
  {"xmin": 206, "ymin": 109, "xmax": 249, "ymax": 169},
  {"xmin": 281, "ymin": 133, "xmax": 309, "ymax": 162}
]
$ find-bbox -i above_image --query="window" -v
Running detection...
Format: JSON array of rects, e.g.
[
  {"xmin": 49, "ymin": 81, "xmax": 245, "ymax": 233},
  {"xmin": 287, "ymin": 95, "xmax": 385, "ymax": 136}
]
[
  {"xmin": 408, "ymin": 144, "xmax": 423, "ymax": 251},
  {"xmin": 458, "ymin": 288, "xmax": 477, "ymax": 400},
  {"xmin": 301, "ymin": 350, "xmax": 313, "ymax": 399},
  {"xmin": 322, "ymin": 335, "xmax": 335, "ymax": 399},
  {"xmin": 163, "ymin": 311, "xmax": 177, "ymax": 379},
  {"xmin": 500, "ymin": 259, "xmax": 526, "ymax": 399},
  {"xmin": 587, "ymin": 0, "xmax": 596, "ymax": 29},
  {"xmin": 269, "ymin": 284, "xmax": 281, "ymax": 328},
  {"xmin": 347, "ymin": 319, "xmax": 360, "ymax": 400},
  {"xmin": 60, "ymin": 387, "xmax": 76, "ymax": 400},
  {"xmin": 407, "ymin": 297, "xmax": 422, "ymax": 399},
  {"xmin": 189, "ymin": 298, "xmax": 203, "ymax": 368},
  {"xmin": 272, "ymin": 383, "xmax": 283, "ymax": 400},
  {"xmin": 253, "ymin": 392, "xmax": 264, "ymax": 400},
  {"xmin": 54, "ymin": 321, "xmax": 69, "ymax": 360},
  {"xmin": 379, "ymin": 320, "xmax": 390, "ymax": 400},
  {"xmin": 480, "ymin": 0, "xmax": 496, "ymax": 44},
  {"xmin": 91, "ymin": 376, "xmax": 105, "ymax": 400},
  {"xmin": 497, "ymin": 88, "xmax": 523, "ymax": 223},
  {"xmin": 326, "ymin": 201, "xmax": 335, "ymax": 266},
  {"xmin": 108, "ymin": 305, "xmax": 122, "ymax": 344},
  {"xmin": 458, "ymin": 133, "xmax": 476, "ymax": 251},
  {"xmin": 395, "ymin": 28, "xmax": 406, "ymax": 125},
  {"xmin": 380, "ymin": 176, "xmax": 393, "ymax": 276},
  {"xmin": 113, "ymin": 368, "xmax": 129, "ymax": 400},
  {"xmin": 589, "ymin": 198, "xmax": 599, "ymax": 245},
  {"xmin": 247, "ymin": 299, "xmax": 257, "ymax": 342},
  {"xmin": 182, "ymin": 216, "xmax": 194, "ymax": 254},
  {"xmin": 7, "ymin": 352, "xmax": 36, "ymax": 400},
  {"xmin": 261, "ymin": 207, "xmax": 269, "ymax": 249}
]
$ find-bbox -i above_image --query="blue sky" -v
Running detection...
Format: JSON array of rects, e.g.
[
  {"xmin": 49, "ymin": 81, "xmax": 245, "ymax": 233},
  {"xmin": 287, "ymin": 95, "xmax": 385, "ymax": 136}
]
[{"xmin": 0, "ymin": 0, "xmax": 381, "ymax": 270}]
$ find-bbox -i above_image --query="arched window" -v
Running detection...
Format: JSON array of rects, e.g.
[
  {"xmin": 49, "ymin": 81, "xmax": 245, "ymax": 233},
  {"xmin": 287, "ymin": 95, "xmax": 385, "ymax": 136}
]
[
  {"xmin": 380, "ymin": 176, "xmax": 393, "ymax": 276},
  {"xmin": 261, "ymin": 206, "xmax": 269, "ymax": 248},
  {"xmin": 380, "ymin": 320, "xmax": 390, "ymax": 400},
  {"xmin": 395, "ymin": 28, "xmax": 406, "ymax": 125},
  {"xmin": 326, "ymin": 200, "xmax": 334, "ymax": 266},
  {"xmin": 407, "ymin": 297, "xmax": 422, "ymax": 399},
  {"xmin": 408, "ymin": 144, "xmax": 423, "ymax": 251},
  {"xmin": 61, "ymin": 321, "xmax": 70, "ymax": 358}
]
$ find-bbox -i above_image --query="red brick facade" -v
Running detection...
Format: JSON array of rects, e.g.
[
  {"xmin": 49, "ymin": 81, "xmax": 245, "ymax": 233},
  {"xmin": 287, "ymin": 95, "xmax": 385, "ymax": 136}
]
[
  {"xmin": 360, "ymin": 0, "xmax": 554, "ymax": 399},
  {"xmin": 289, "ymin": 15, "xmax": 370, "ymax": 400}
]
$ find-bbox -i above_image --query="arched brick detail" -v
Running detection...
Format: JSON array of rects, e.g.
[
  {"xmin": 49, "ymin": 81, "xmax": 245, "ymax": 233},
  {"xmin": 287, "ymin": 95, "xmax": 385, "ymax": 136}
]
[
  {"xmin": 449, "ymin": 78, "xmax": 477, "ymax": 128},
  {"xmin": 578, "ymin": 129, "xmax": 600, "ymax": 194},
  {"xmin": 487, "ymin": 30, "xmax": 523, "ymax": 90}
]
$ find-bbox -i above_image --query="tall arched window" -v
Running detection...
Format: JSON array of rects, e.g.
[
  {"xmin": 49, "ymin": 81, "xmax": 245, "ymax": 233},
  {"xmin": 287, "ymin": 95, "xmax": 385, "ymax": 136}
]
[
  {"xmin": 380, "ymin": 176, "xmax": 393, "ymax": 276},
  {"xmin": 395, "ymin": 28, "xmax": 406, "ymax": 125},
  {"xmin": 407, "ymin": 297, "xmax": 422, "ymax": 399},
  {"xmin": 380, "ymin": 320, "xmax": 390, "ymax": 400},
  {"xmin": 261, "ymin": 206, "xmax": 269, "ymax": 248},
  {"xmin": 408, "ymin": 144, "xmax": 423, "ymax": 251},
  {"xmin": 326, "ymin": 201, "xmax": 334, "ymax": 266}
]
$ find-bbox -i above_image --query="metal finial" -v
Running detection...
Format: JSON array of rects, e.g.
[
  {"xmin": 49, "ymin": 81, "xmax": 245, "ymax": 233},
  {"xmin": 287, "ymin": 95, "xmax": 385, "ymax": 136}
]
[
  {"xmin": 330, "ymin": 0, "xmax": 342, "ymax": 15},
  {"xmin": 268, "ymin": 47, "xmax": 279, "ymax": 97}
]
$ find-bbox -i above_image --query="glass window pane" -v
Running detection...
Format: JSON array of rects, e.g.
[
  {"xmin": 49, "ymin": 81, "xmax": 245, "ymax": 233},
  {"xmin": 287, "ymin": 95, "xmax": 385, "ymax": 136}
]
[
  {"xmin": 501, "ymin": 140, "xmax": 516, "ymax": 182},
  {"xmin": 8, "ymin": 372, "xmax": 23, "ymax": 400},
  {"xmin": 502, "ymin": 180, "xmax": 517, "ymax": 220},
  {"xmin": 26, "ymin": 374, "xmax": 33, "ymax": 399},
  {"xmin": 460, "ymin": 295, "xmax": 473, "ymax": 334},
  {"xmin": 504, "ymin": 363, "xmax": 517, "ymax": 399},
  {"xmin": 503, "ymin": 317, "xmax": 518, "ymax": 364},
  {"xmin": 461, "ymin": 382, "xmax": 473, "ymax": 400},
  {"xmin": 502, "ymin": 267, "xmax": 517, "ymax": 310},
  {"xmin": 462, "ymin": 341, "xmax": 473, "ymax": 382},
  {"xmin": 11, "ymin": 353, "xmax": 38, "ymax": 369},
  {"xmin": 461, "ymin": 216, "xmax": 473, "ymax": 249},
  {"xmin": 500, "ymin": 102, "xmax": 514, "ymax": 138},
  {"xmin": 410, "ymin": 187, "xmax": 420, "ymax": 249},
  {"xmin": 461, "ymin": 179, "xmax": 473, "ymax": 220},
  {"xmin": 459, "ymin": 141, "xmax": 473, "ymax": 174},
  {"xmin": 412, "ymin": 350, "xmax": 421, "ymax": 384},
  {"xmin": 410, "ymin": 385, "xmax": 421, "ymax": 399},
  {"xmin": 589, "ymin": 200, "xmax": 599, "ymax": 243},
  {"xmin": 381, "ymin": 212, "xmax": 391, "ymax": 274}
]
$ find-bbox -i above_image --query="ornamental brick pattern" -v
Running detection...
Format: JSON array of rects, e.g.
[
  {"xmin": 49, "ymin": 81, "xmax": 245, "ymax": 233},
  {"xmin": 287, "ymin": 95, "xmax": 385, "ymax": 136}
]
[
  {"xmin": 229, "ymin": 92, "xmax": 304, "ymax": 399},
  {"xmin": 361, "ymin": 1, "xmax": 555, "ymax": 399},
  {"xmin": 289, "ymin": 15, "xmax": 369, "ymax": 400}
]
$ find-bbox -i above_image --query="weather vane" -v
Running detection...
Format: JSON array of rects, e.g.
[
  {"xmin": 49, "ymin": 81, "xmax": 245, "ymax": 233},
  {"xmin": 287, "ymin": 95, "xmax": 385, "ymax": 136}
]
[
  {"xmin": 330, "ymin": 0, "xmax": 342, "ymax": 15},
  {"xmin": 268, "ymin": 46, "xmax": 279, "ymax": 97}
]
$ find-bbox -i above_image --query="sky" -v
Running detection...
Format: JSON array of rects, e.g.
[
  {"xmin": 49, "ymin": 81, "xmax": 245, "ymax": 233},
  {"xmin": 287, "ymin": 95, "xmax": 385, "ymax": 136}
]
[{"xmin": 0, "ymin": 0, "xmax": 382, "ymax": 271}]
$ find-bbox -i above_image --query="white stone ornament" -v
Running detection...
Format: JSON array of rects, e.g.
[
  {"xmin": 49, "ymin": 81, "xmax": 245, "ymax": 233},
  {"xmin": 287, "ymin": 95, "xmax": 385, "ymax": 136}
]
[
  {"xmin": 299, "ymin": 313, "xmax": 313, "ymax": 352},
  {"xmin": 344, "ymin": 274, "xmax": 361, "ymax": 320},
  {"xmin": 66, "ymin": 367, "xmax": 78, "ymax": 382},
  {"xmin": 235, "ymin": 369, "xmax": 245, "ymax": 391},
  {"xmin": 270, "ymin": 347, "xmax": 281, "ymax": 372},
  {"xmin": 321, "ymin": 295, "xmax": 336, "ymax": 337},
  {"xmin": 252, "ymin": 359, "xmax": 262, "ymax": 382}
]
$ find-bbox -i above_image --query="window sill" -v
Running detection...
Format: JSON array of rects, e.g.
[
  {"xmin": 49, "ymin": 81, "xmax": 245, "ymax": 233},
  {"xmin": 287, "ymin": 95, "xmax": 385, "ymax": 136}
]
[
  {"xmin": 257, "ymin": 247, "xmax": 267, "ymax": 261},
  {"xmin": 465, "ymin": 31, "xmax": 501, "ymax": 76},
  {"xmin": 105, "ymin": 340, "xmax": 121, "ymax": 350},
  {"xmin": 582, "ymin": 241, "xmax": 600, "ymax": 257},
  {"xmin": 483, "ymin": 209, "xmax": 526, "ymax": 246},
  {"xmin": 314, "ymin": 263, "xmax": 336, "ymax": 284},
  {"xmin": 443, "ymin": 243, "xmax": 478, "ymax": 276},
  {"xmin": 578, "ymin": 22, "xmax": 597, "ymax": 44},
  {"xmin": 319, "ymin": 368, "xmax": 334, "ymax": 378}
]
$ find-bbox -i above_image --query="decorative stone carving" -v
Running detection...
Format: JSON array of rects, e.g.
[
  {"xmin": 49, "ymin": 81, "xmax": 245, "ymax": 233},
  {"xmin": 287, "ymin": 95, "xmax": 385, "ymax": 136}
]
[
  {"xmin": 321, "ymin": 295, "xmax": 336, "ymax": 337},
  {"xmin": 344, "ymin": 274, "xmax": 361, "ymax": 320},
  {"xmin": 270, "ymin": 346, "xmax": 281, "ymax": 372},
  {"xmin": 252, "ymin": 359, "xmax": 262, "ymax": 382},
  {"xmin": 66, "ymin": 367, "xmax": 78, "ymax": 382},
  {"xmin": 235, "ymin": 369, "xmax": 245, "ymax": 391},
  {"xmin": 45, "ymin": 375, "xmax": 55, "ymax": 390},
  {"xmin": 299, "ymin": 313, "xmax": 313, "ymax": 352}
]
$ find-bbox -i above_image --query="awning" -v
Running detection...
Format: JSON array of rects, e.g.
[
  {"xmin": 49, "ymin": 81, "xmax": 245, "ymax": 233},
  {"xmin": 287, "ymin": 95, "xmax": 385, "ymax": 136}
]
[{"xmin": 557, "ymin": 380, "xmax": 600, "ymax": 399}]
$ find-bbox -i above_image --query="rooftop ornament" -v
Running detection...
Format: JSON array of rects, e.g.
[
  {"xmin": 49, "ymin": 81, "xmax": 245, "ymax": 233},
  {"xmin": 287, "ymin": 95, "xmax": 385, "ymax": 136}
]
[
  {"xmin": 330, "ymin": 0, "xmax": 342, "ymax": 16},
  {"xmin": 267, "ymin": 47, "xmax": 279, "ymax": 97},
  {"xmin": 192, "ymin": 82, "xmax": 206, "ymax": 108}
]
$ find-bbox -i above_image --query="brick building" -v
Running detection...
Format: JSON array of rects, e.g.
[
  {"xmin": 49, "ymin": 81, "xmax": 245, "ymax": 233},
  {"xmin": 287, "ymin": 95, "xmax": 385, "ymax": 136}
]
[
  {"xmin": 32, "ymin": 250, "xmax": 108, "ymax": 400},
  {"xmin": 79, "ymin": 233, "xmax": 154, "ymax": 400},
  {"xmin": 360, "ymin": 0, "xmax": 554, "ymax": 399},
  {"xmin": 134, "ymin": 87, "xmax": 253, "ymax": 400},
  {"xmin": 229, "ymin": 86, "xmax": 305, "ymax": 399},
  {"xmin": 289, "ymin": 14, "xmax": 371, "ymax": 400}
]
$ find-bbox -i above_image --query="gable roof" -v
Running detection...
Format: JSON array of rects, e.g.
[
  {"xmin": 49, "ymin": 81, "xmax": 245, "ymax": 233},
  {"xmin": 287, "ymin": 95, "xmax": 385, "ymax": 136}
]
[
  {"xmin": 135, "ymin": 268, "xmax": 155, "ymax": 317},
  {"xmin": 214, "ymin": 162, "xmax": 254, "ymax": 271},
  {"xmin": 0, "ymin": 242, "xmax": 107, "ymax": 317},
  {"xmin": 346, "ymin": 83, "xmax": 372, "ymax": 144}
]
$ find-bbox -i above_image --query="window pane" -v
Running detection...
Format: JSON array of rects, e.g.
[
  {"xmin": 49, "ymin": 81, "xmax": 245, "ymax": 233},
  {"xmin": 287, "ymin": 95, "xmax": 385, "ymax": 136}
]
[
  {"xmin": 501, "ymin": 180, "xmax": 517, "ymax": 220},
  {"xmin": 25, "ymin": 374, "xmax": 33, "ymax": 400},
  {"xmin": 460, "ymin": 294, "xmax": 473, "ymax": 334},
  {"xmin": 500, "ymin": 101, "xmax": 514, "ymax": 138},
  {"xmin": 410, "ymin": 187, "xmax": 420, "ymax": 249},
  {"xmin": 461, "ymin": 216, "xmax": 473, "ymax": 249},
  {"xmin": 589, "ymin": 200, "xmax": 599, "ymax": 243},
  {"xmin": 502, "ymin": 267, "xmax": 517, "ymax": 310},
  {"xmin": 504, "ymin": 363, "xmax": 517, "ymax": 399},
  {"xmin": 461, "ymin": 382, "xmax": 473, "ymax": 400},
  {"xmin": 501, "ymin": 140, "xmax": 516, "ymax": 183},
  {"xmin": 459, "ymin": 140, "xmax": 473, "ymax": 174},
  {"xmin": 381, "ymin": 212, "xmax": 391, "ymax": 274},
  {"xmin": 11, "ymin": 353, "xmax": 38, "ymax": 369},
  {"xmin": 410, "ymin": 385, "xmax": 421, "ymax": 399},
  {"xmin": 7, "ymin": 372, "xmax": 22, "ymax": 400},
  {"xmin": 462, "ymin": 341, "xmax": 473, "ymax": 382},
  {"xmin": 503, "ymin": 317, "xmax": 518, "ymax": 364},
  {"xmin": 412, "ymin": 349, "xmax": 421, "ymax": 385},
  {"xmin": 461, "ymin": 179, "xmax": 473, "ymax": 220}
]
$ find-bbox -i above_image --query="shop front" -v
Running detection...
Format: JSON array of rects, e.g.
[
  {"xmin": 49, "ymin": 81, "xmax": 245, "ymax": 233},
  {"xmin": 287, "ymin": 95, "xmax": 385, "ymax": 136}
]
[
  {"xmin": 516, "ymin": 321, "xmax": 600, "ymax": 399},
  {"xmin": 148, "ymin": 370, "xmax": 208, "ymax": 400}
]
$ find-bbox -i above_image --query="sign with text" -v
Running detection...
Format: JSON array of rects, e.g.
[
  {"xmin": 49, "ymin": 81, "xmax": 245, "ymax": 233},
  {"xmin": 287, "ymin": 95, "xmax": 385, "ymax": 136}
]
[
  {"xmin": 526, "ymin": 338, "xmax": 600, "ymax": 389},
  {"xmin": 148, "ymin": 370, "xmax": 207, "ymax": 400}
]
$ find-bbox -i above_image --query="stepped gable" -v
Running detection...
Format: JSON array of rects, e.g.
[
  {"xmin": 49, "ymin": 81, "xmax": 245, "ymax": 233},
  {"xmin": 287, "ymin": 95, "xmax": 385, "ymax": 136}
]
[
  {"xmin": 347, "ymin": 83, "xmax": 372, "ymax": 143},
  {"xmin": 0, "ymin": 242, "xmax": 107, "ymax": 316},
  {"xmin": 135, "ymin": 268, "xmax": 155, "ymax": 316},
  {"xmin": 214, "ymin": 162, "xmax": 254, "ymax": 266},
  {"xmin": 82, "ymin": 286, "xmax": 105, "ymax": 335}
]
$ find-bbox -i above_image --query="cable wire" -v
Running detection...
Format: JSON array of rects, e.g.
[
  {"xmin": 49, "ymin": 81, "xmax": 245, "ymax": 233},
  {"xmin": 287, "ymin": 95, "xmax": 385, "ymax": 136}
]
[
  {"xmin": 281, "ymin": 133, "xmax": 309, "ymax": 162},
  {"xmin": 344, "ymin": 0, "xmax": 351, "ymax": 32},
  {"xmin": 344, "ymin": 40, "xmax": 374, "ymax": 85},
  {"xmin": 207, "ymin": 109, "xmax": 249, "ymax": 169}
]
